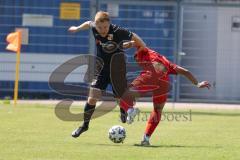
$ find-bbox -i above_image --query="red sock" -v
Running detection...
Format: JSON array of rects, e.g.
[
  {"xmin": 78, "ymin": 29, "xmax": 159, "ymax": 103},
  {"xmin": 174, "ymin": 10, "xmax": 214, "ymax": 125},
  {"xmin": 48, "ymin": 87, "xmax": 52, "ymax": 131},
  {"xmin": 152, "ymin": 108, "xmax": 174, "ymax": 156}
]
[
  {"xmin": 119, "ymin": 98, "xmax": 134, "ymax": 112},
  {"xmin": 144, "ymin": 108, "xmax": 161, "ymax": 137},
  {"xmin": 119, "ymin": 91, "xmax": 135, "ymax": 112}
]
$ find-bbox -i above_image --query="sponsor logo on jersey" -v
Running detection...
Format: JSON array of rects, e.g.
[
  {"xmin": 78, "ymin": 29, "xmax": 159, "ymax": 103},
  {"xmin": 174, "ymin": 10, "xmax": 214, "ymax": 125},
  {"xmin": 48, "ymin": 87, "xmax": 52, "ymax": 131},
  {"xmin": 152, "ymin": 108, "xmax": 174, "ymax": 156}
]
[{"xmin": 107, "ymin": 34, "xmax": 113, "ymax": 40}]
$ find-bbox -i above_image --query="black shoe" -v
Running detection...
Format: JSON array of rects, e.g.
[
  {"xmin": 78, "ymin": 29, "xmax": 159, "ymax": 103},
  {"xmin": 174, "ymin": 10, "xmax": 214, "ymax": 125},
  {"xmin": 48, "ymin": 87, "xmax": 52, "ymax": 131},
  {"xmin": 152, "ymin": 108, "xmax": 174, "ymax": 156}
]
[
  {"xmin": 120, "ymin": 108, "xmax": 127, "ymax": 123},
  {"xmin": 71, "ymin": 125, "xmax": 88, "ymax": 138}
]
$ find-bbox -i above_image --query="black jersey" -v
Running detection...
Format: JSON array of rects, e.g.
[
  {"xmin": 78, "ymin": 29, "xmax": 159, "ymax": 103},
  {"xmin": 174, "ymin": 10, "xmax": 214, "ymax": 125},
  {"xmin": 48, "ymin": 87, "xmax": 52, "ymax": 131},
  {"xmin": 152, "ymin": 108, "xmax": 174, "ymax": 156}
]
[{"xmin": 91, "ymin": 22, "xmax": 133, "ymax": 70}]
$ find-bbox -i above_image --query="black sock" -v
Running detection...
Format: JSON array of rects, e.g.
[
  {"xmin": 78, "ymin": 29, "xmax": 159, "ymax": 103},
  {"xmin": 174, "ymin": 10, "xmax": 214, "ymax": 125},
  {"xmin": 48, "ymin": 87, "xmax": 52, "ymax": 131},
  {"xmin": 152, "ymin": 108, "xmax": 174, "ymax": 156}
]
[{"xmin": 82, "ymin": 103, "xmax": 96, "ymax": 128}]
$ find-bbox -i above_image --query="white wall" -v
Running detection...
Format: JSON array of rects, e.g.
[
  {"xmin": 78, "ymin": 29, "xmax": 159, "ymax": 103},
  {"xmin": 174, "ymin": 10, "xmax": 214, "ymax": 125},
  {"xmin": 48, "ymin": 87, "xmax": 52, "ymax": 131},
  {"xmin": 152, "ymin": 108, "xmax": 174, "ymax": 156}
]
[
  {"xmin": 216, "ymin": 7, "xmax": 240, "ymax": 100},
  {"xmin": 0, "ymin": 53, "xmax": 88, "ymax": 83},
  {"xmin": 180, "ymin": 6, "xmax": 217, "ymax": 99},
  {"xmin": 181, "ymin": 5, "xmax": 240, "ymax": 101}
]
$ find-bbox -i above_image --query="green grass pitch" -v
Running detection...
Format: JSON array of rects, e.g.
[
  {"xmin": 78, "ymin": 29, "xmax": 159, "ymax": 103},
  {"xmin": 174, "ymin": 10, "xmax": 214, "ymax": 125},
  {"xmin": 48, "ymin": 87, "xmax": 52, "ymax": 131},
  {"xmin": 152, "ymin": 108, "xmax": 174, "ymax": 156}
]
[{"xmin": 0, "ymin": 103, "xmax": 240, "ymax": 160}]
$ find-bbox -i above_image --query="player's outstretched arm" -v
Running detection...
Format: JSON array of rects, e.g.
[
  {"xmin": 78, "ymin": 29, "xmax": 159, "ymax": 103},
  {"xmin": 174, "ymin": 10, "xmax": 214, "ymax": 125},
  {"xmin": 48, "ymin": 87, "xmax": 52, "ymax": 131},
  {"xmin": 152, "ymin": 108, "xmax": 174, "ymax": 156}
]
[
  {"xmin": 68, "ymin": 21, "xmax": 91, "ymax": 33},
  {"xmin": 175, "ymin": 66, "xmax": 211, "ymax": 89},
  {"xmin": 122, "ymin": 37, "xmax": 145, "ymax": 50}
]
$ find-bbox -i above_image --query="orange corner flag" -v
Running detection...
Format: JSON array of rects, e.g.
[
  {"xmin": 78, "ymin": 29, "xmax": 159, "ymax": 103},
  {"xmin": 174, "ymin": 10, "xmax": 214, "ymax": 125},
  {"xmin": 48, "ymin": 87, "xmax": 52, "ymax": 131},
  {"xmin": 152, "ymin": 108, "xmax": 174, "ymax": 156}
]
[
  {"xmin": 6, "ymin": 31, "xmax": 22, "ymax": 106},
  {"xmin": 6, "ymin": 31, "xmax": 22, "ymax": 53}
]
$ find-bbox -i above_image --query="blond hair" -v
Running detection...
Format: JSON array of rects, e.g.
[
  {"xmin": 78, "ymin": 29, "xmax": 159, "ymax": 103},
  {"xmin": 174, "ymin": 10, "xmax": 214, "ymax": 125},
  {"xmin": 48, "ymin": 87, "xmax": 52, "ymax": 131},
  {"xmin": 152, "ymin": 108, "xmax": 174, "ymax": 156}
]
[{"xmin": 94, "ymin": 11, "xmax": 110, "ymax": 23}]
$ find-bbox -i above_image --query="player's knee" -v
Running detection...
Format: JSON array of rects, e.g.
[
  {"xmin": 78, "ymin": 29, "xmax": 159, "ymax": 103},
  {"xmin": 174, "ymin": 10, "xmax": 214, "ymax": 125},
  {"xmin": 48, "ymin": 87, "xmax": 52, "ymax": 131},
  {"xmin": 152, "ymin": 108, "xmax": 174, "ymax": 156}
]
[
  {"xmin": 87, "ymin": 97, "xmax": 97, "ymax": 105},
  {"xmin": 89, "ymin": 87, "xmax": 102, "ymax": 100}
]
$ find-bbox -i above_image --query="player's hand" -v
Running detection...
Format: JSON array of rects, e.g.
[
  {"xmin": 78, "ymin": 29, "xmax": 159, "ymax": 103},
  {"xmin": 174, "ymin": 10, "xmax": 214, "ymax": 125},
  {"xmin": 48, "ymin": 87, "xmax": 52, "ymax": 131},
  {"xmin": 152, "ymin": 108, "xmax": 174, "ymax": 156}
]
[
  {"xmin": 197, "ymin": 81, "xmax": 211, "ymax": 89},
  {"xmin": 122, "ymin": 41, "xmax": 135, "ymax": 49},
  {"xmin": 68, "ymin": 26, "xmax": 79, "ymax": 33}
]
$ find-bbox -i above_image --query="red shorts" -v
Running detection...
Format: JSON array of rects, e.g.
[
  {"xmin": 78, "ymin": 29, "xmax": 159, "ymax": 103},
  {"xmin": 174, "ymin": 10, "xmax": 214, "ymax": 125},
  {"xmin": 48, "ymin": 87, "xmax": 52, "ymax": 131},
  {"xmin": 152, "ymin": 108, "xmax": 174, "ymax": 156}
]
[{"xmin": 130, "ymin": 71, "xmax": 171, "ymax": 104}]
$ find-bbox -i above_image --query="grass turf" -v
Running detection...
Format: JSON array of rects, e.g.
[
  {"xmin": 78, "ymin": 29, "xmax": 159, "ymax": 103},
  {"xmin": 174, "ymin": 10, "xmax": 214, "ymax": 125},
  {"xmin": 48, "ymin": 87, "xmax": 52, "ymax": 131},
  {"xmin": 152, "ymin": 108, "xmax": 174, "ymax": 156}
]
[{"xmin": 0, "ymin": 103, "xmax": 239, "ymax": 160}]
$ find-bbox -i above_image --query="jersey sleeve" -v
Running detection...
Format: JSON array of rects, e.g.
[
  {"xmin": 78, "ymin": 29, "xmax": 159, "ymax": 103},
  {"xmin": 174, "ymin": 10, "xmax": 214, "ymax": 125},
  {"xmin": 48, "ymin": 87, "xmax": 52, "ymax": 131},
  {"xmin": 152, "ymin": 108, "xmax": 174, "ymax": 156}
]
[
  {"xmin": 116, "ymin": 27, "xmax": 133, "ymax": 41},
  {"xmin": 168, "ymin": 63, "xmax": 178, "ymax": 75},
  {"xmin": 89, "ymin": 21, "xmax": 95, "ymax": 28}
]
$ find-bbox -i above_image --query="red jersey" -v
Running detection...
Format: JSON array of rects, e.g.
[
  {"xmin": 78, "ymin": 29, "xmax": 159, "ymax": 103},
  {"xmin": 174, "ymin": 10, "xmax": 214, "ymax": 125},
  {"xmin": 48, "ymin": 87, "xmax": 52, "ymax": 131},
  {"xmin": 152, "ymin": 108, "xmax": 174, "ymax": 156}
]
[
  {"xmin": 134, "ymin": 47, "xmax": 178, "ymax": 78},
  {"xmin": 120, "ymin": 48, "xmax": 177, "ymax": 108}
]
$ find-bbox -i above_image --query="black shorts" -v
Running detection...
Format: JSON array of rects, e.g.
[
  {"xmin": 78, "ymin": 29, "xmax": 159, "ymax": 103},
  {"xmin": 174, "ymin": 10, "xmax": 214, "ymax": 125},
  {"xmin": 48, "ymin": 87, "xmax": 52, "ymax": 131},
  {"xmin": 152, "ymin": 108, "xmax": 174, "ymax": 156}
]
[
  {"xmin": 91, "ymin": 69, "xmax": 127, "ymax": 98},
  {"xmin": 91, "ymin": 52, "xmax": 127, "ymax": 98}
]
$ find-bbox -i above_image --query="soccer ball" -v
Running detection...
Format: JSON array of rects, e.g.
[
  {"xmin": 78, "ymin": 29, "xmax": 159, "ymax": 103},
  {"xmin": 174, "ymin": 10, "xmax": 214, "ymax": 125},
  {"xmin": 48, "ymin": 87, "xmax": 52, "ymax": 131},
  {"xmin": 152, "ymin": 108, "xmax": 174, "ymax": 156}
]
[{"xmin": 108, "ymin": 125, "xmax": 126, "ymax": 143}]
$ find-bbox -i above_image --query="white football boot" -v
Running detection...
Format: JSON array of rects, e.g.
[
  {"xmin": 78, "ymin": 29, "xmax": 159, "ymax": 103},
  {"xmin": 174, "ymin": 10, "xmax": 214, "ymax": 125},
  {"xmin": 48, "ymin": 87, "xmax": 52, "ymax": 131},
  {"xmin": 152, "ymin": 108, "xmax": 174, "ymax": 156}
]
[{"xmin": 126, "ymin": 107, "xmax": 140, "ymax": 124}]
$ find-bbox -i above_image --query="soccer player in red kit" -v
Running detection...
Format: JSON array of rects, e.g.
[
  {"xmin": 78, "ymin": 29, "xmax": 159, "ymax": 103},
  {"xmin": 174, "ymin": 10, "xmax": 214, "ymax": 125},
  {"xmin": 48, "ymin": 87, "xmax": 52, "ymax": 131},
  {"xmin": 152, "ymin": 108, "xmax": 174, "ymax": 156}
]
[{"xmin": 120, "ymin": 41, "xmax": 211, "ymax": 146}]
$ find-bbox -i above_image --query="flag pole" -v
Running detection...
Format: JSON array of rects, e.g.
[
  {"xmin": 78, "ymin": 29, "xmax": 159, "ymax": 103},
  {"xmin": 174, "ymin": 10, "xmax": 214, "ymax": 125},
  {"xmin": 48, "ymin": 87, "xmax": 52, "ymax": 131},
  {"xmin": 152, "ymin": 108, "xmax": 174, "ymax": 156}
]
[
  {"xmin": 14, "ymin": 50, "xmax": 20, "ymax": 106},
  {"xmin": 13, "ymin": 31, "xmax": 21, "ymax": 106}
]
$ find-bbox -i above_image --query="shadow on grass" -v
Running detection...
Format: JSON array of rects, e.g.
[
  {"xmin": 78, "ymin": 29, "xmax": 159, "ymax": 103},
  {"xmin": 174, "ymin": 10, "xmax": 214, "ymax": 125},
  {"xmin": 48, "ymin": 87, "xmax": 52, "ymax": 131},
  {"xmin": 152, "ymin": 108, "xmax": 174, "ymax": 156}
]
[
  {"xmin": 94, "ymin": 143, "xmax": 222, "ymax": 149},
  {"xmin": 133, "ymin": 144, "xmax": 223, "ymax": 148},
  {"xmin": 95, "ymin": 143, "xmax": 129, "ymax": 147}
]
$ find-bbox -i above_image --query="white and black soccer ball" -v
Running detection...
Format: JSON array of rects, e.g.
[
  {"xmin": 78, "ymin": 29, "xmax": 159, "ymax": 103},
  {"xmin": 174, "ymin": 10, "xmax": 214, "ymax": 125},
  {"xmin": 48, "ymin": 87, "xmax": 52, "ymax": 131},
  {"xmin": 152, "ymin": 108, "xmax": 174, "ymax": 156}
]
[{"xmin": 108, "ymin": 125, "xmax": 126, "ymax": 143}]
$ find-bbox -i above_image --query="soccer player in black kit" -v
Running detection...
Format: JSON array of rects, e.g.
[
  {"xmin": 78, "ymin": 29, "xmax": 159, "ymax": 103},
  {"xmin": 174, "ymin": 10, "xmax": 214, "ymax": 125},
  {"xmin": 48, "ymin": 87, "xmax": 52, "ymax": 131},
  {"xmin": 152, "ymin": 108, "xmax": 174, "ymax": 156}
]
[{"xmin": 68, "ymin": 11, "xmax": 146, "ymax": 138}]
